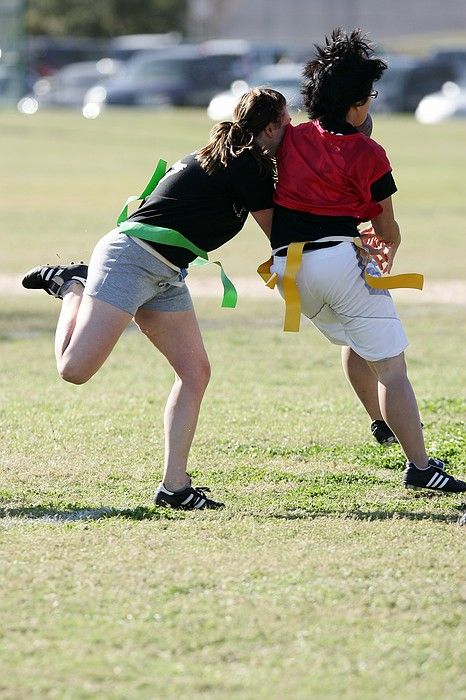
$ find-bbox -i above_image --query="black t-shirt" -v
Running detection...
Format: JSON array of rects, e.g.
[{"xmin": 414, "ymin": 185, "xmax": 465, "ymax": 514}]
[
  {"xmin": 271, "ymin": 119, "xmax": 397, "ymax": 254},
  {"xmin": 128, "ymin": 151, "xmax": 274, "ymax": 268}
]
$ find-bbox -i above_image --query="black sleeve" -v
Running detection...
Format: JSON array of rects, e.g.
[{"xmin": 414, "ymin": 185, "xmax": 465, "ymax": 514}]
[
  {"xmin": 225, "ymin": 152, "xmax": 275, "ymax": 211},
  {"xmin": 370, "ymin": 171, "xmax": 397, "ymax": 202}
]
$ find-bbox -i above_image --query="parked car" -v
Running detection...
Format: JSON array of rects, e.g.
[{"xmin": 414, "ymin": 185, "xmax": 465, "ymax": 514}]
[
  {"xmin": 429, "ymin": 48, "xmax": 466, "ymax": 84},
  {"xmin": 29, "ymin": 59, "xmax": 122, "ymax": 108},
  {"xmin": 250, "ymin": 62, "xmax": 303, "ymax": 107},
  {"xmin": 207, "ymin": 62, "xmax": 304, "ymax": 121},
  {"xmin": 84, "ymin": 45, "xmax": 210, "ymax": 109},
  {"xmin": 83, "ymin": 41, "xmax": 288, "ymax": 110},
  {"xmin": 415, "ymin": 81, "xmax": 466, "ymax": 123},
  {"xmin": 26, "ymin": 36, "xmax": 109, "ymax": 77},
  {"xmin": 105, "ymin": 33, "xmax": 182, "ymax": 62},
  {"xmin": 200, "ymin": 39, "xmax": 290, "ymax": 79},
  {"xmin": 373, "ymin": 53, "xmax": 457, "ymax": 113}
]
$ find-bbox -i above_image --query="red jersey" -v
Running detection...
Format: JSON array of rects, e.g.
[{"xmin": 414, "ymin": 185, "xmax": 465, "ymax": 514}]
[{"xmin": 275, "ymin": 121, "xmax": 392, "ymax": 221}]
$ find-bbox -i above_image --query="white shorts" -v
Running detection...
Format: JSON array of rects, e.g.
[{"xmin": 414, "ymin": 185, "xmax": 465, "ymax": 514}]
[{"xmin": 271, "ymin": 242, "xmax": 408, "ymax": 362}]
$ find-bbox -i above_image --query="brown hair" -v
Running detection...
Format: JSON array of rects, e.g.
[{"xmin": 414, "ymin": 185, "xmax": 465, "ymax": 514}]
[{"xmin": 196, "ymin": 87, "xmax": 286, "ymax": 176}]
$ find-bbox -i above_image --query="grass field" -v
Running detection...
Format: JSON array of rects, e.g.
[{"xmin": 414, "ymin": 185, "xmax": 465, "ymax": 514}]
[{"xmin": 1, "ymin": 107, "xmax": 466, "ymax": 700}]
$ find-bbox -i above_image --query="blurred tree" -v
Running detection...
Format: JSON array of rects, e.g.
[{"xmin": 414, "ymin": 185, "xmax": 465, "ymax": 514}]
[{"xmin": 25, "ymin": 0, "xmax": 187, "ymax": 37}]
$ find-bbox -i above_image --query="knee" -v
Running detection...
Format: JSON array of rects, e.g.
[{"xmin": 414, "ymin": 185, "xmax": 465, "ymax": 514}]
[
  {"xmin": 194, "ymin": 356, "xmax": 211, "ymax": 392},
  {"xmin": 57, "ymin": 358, "xmax": 92, "ymax": 385},
  {"xmin": 201, "ymin": 357, "xmax": 212, "ymax": 388},
  {"xmin": 370, "ymin": 353, "xmax": 407, "ymax": 384},
  {"xmin": 178, "ymin": 355, "xmax": 211, "ymax": 395}
]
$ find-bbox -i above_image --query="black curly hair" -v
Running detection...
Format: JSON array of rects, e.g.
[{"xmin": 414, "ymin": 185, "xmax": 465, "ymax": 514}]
[{"xmin": 302, "ymin": 28, "xmax": 387, "ymax": 123}]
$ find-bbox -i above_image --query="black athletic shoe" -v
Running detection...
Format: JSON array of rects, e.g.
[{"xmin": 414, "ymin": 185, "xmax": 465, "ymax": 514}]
[
  {"xmin": 371, "ymin": 420, "xmax": 424, "ymax": 447},
  {"xmin": 371, "ymin": 420, "xmax": 398, "ymax": 446},
  {"xmin": 154, "ymin": 483, "xmax": 224, "ymax": 510},
  {"xmin": 22, "ymin": 263, "xmax": 88, "ymax": 299},
  {"xmin": 403, "ymin": 458, "xmax": 466, "ymax": 493}
]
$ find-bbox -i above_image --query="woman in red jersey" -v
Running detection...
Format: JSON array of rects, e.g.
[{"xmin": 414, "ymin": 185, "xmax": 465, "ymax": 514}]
[{"xmin": 271, "ymin": 28, "xmax": 466, "ymax": 493}]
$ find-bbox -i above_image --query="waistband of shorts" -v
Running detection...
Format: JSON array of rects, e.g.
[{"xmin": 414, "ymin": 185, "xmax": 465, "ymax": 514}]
[
  {"xmin": 273, "ymin": 241, "xmax": 342, "ymax": 256},
  {"xmin": 273, "ymin": 240, "xmax": 355, "ymax": 259},
  {"xmin": 129, "ymin": 235, "xmax": 181, "ymax": 273}
]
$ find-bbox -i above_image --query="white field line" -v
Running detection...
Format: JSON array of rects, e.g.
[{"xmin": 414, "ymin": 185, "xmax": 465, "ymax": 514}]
[
  {"xmin": 1, "ymin": 274, "xmax": 466, "ymax": 304},
  {"xmin": 0, "ymin": 508, "xmax": 116, "ymax": 525}
]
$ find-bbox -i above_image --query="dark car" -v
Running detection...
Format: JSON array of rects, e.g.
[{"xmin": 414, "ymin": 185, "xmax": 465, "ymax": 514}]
[
  {"xmin": 26, "ymin": 36, "xmax": 109, "ymax": 77},
  {"xmin": 373, "ymin": 54, "xmax": 457, "ymax": 113},
  {"xmin": 84, "ymin": 46, "xmax": 216, "ymax": 108},
  {"xmin": 429, "ymin": 48, "xmax": 466, "ymax": 85}
]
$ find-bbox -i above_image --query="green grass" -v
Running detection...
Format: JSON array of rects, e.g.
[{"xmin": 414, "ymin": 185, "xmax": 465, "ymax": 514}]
[{"xmin": 1, "ymin": 108, "xmax": 466, "ymax": 699}]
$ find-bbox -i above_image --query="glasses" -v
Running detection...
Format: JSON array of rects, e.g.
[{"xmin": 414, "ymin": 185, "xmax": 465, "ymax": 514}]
[{"xmin": 369, "ymin": 90, "xmax": 378, "ymax": 99}]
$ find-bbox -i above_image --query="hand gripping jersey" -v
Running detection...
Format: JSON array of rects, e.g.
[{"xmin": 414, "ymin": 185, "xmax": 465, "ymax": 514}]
[{"xmin": 274, "ymin": 121, "xmax": 393, "ymax": 222}]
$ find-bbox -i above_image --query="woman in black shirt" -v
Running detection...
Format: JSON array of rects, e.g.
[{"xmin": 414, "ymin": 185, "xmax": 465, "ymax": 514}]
[{"xmin": 22, "ymin": 88, "xmax": 291, "ymax": 510}]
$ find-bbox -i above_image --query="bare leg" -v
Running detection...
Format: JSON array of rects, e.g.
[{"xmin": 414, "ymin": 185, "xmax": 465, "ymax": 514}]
[
  {"xmin": 55, "ymin": 283, "xmax": 133, "ymax": 384},
  {"xmin": 341, "ymin": 346, "xmax": 383, "ymax": 420},
  {"xmin": 135, "ymin": 308, "xmax": 211, "ymax": 492},
  {"xmin": 368, "ymin": 352, "xmax": 428, "ymax": 468},
  {"xmin": 54, "ymin": 282, "xmax": 84, "ymax": 364}
]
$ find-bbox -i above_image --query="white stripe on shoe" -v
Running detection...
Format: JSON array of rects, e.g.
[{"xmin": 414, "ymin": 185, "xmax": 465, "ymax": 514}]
[
  {"xmin": 426, "ymin": 472, "xmax": 449, "ymax": 488},
  {"xmin": 426, "ymin": 472, "xmax": 442, "ymax": 488}
]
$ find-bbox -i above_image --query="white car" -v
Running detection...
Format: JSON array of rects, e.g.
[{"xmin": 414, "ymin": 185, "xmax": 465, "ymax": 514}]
[
  {"xmin": 27, "ymin": 59, "xmax": 122, "ymax": 108},
  {"xmin": 415, "ymin": 81, "xmax": 466, "ymax": 124},
  {"xmin": 207, "ymin": 62, "xmax": 304, "ymax": 121}
]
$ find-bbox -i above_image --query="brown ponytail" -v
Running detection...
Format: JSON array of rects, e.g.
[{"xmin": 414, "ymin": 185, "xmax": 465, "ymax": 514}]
[{"xmin": 196, "ymin": 87, "xmax": 286, "ymax": 176}]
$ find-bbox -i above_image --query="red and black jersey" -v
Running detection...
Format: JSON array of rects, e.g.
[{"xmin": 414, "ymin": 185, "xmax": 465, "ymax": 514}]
[
  {"xmin": 272, "ymin": 121, "xmax": 396, "ymax": 252},
  {"xmin": 275, "ymin": 121, "xmax": 393, "ymax": 220}
]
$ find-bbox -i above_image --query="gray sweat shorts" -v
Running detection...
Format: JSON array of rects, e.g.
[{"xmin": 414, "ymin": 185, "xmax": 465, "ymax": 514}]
[{"xmin": 85, "ymin": 228, "xmax": 194, "ymax": 315}]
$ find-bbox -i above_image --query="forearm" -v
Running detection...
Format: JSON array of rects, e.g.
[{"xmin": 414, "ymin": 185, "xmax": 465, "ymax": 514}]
[
  {"xmin": 370, "ymin": 196, "xmax": 400, "ymax": 246},
  {"xmin": 371, "ymin": 217, "xmax": 401, "ymax": 246}
]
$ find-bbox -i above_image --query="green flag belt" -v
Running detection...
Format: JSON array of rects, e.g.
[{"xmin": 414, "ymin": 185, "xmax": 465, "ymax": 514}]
[{"xmin": 117, "ymin": 159, "xmax": 237, "ymax": 309}]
